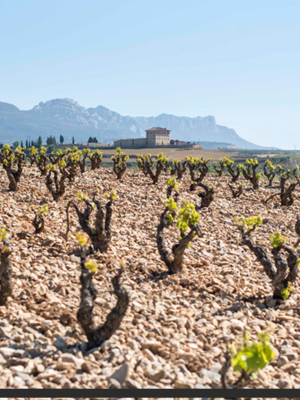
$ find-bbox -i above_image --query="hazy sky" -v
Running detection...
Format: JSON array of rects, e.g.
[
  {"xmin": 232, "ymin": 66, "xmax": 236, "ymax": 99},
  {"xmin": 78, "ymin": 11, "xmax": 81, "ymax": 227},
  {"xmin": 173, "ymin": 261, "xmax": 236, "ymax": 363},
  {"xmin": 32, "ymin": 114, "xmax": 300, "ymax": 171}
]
[{"xmin": 0, "ymin": 0, "xmax": 299, "ymax": 149}]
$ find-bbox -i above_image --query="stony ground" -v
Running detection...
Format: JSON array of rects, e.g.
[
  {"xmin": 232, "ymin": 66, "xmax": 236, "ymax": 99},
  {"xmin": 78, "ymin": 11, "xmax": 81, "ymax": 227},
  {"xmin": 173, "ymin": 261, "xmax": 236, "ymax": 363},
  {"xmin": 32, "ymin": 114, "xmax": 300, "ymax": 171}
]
[{"xmin": 0, "ymin": 166, "xmax": 300, "ymax": 390}]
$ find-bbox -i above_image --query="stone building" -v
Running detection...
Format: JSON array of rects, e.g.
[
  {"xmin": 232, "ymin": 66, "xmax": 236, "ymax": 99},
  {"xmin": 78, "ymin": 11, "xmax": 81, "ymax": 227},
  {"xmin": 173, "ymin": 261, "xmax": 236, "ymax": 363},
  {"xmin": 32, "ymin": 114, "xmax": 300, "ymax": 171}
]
[
  {"xmin": 145, "ymin": 127, "xmax": 171, "ymax": 146},
  {"xmin": 114, "ymin": 127, "xmax": 171, "ymax": 149}
]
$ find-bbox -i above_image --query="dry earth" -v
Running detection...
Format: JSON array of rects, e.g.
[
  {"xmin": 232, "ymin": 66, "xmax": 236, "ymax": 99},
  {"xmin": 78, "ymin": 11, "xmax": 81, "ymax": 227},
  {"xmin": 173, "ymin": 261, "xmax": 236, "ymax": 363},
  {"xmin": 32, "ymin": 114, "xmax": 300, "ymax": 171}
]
[
  {"xmin": 100, "ymin": 148, "xmax": 234, "ymax": 161},
  {"xmin": 0, "ymin": 166, "xmax": 300, "ymax": 390}
]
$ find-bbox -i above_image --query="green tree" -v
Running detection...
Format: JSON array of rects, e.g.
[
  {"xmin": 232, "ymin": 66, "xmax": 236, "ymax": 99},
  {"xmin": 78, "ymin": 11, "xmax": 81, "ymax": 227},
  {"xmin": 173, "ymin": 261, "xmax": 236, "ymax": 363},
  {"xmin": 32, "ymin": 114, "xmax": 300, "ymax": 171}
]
[
  {"xmin": 47, "ymin": 144, "xmax": 55, "ymax": 154},
  {"xmin": 37, "ymin": 136, "xmax": 43, "ymax": 148},
  {"xmin": 60, "ymin": 135, "xmax": 64, "ymax": 145},
  {"xmin": 72, "ymin": 136, "xmax": 75, "ymax": 144},
  {"xmin": 46, "ymin": 136, "xmax": 56, "ymax": 146},
  {"xmin": 20, "ymin": 141, "xmax": 24, "ymax": 148},
  {"xmin": 13, "ymin": 141, "xmax": 20, "ymax": 148}
]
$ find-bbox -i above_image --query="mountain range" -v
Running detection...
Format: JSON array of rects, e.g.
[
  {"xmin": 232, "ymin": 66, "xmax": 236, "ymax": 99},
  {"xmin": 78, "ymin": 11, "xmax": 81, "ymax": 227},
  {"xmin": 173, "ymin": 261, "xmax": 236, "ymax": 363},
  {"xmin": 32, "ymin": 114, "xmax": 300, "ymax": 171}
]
[{"xmin": 0, "ymin": 98, "xmax": 275, "ymax": 149}]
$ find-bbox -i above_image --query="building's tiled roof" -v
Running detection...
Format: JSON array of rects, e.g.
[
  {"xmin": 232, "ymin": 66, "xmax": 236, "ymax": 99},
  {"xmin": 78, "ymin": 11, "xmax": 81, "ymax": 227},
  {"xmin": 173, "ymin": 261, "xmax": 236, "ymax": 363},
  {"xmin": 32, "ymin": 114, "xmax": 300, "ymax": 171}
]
[{"xmin": 145, "ymin": 127, "xmax": 171, "ymax": 132}]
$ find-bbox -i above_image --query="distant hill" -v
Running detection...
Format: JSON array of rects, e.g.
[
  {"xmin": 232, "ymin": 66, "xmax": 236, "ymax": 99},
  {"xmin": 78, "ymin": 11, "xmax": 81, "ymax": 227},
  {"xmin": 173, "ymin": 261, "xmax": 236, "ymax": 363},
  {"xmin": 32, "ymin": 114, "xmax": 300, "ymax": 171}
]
[{"xmin": 0, "ymin": 98, "xmax": 277, "ymax": 149}]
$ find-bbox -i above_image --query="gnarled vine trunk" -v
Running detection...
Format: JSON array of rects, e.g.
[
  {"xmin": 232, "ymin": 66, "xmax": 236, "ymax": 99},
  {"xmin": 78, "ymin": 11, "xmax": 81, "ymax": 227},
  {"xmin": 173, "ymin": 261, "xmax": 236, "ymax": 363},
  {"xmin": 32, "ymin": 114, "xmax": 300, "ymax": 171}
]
[
  {"xmin": 228, "ymin": 183, "xmax": 243, "ymax": 198},
  {"xmin": 197, "ymin": 182, "xmax": 214, "ymax": 209},
  {"xmin": 242, "ymin": 163, "xmax": 259, "ymax": 189},
  {"xmin": 240, "ymin": 228, "xmax": 298, "ymax": 299},
  {"xmin": 0, "ymin": 239, "xmax": 12, "ymax": 306},
  {"xmin": 77, "ymin": 249, "xmax": 129, "ymax": 349},
  {"xmin": 157, "ymin": 209, "xmax": 200, "ymax": 274},
  {"xmin": 66, "ymin": 197, "xmax": 113, "ymax": 253},
  {"xmin": 32, "ymin": 213, "xmax": 45, "ymax": 234},
  {"xmin": 46, "ymin": 170, "xmax": 67, "ymax": 202}
]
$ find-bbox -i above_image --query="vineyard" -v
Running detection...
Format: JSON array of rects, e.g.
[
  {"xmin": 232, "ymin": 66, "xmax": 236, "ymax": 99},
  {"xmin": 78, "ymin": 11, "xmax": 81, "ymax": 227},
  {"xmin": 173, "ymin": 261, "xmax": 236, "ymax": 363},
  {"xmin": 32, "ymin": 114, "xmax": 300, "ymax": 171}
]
[{"xmin": 0, "ymin": 145, "xmax": 300, "ymax": 390}]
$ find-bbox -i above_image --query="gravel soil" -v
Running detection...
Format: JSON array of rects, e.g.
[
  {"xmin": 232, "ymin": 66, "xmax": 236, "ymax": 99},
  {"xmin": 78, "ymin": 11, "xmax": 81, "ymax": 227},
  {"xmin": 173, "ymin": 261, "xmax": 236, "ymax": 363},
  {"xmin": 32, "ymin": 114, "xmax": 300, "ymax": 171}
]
[{"xmin": 0, "ymin": 166, "xmax": 300, "ymax": 390}]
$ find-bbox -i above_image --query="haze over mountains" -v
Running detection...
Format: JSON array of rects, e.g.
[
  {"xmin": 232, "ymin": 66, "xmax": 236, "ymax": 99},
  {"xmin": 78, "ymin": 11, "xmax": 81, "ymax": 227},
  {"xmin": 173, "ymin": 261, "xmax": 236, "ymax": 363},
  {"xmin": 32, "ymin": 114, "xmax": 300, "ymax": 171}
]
[{"xmin": 0, "ymin": 98, "xmax": 275, "ymax": 149}]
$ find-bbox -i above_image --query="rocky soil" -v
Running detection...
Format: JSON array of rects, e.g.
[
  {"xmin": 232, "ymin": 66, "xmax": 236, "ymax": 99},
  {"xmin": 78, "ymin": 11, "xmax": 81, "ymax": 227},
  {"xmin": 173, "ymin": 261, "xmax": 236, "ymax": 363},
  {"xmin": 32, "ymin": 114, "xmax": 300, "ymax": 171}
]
[{"xmin": 0, "ymin": 166, "xmax": 300, "ymax": 390}]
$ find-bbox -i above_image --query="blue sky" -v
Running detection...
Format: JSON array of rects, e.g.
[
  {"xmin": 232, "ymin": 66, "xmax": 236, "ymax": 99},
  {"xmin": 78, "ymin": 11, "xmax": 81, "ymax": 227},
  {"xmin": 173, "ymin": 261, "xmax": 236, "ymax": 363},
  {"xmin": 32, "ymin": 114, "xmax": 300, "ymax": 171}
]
[{"xmin": 0, "ymin": 0, "xmax": 299, "ymax": 149}]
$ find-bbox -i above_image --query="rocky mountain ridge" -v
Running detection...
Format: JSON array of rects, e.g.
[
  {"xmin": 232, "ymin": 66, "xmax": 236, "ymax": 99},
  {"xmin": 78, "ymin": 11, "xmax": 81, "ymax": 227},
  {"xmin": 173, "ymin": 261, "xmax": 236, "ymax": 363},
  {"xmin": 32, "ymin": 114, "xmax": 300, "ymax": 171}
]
[{"xmin": 0, "ymin": 98, "xmax": 274, "ymax": 149}]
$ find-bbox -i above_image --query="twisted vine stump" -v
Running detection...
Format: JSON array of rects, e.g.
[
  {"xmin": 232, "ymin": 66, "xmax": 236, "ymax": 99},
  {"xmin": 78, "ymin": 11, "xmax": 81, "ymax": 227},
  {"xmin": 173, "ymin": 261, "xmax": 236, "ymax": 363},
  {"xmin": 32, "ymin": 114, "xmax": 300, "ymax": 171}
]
[
  {"xmin": 264, "ymin": 177, "xmax": 297, "ymax": 207},
  {"xmin": 49, "ymin": 151, "xmax": 63, "ymax": 165},
  {"xmin": 242, "ymin": 159, "xmax": 260, "ymax": 189},
  {"xmin": 89, "ymin": 150, "xmax": 103, "ymax": 170},
  {"xmin": 186, "ymin": 158, "xmax": 210, "ymax": 191},
  {"xmin": 264, "ymin": 160, "xmax": 276, "ymax": 187},
  {"xmin": 166, "ymin": 178, "xmax": 179, "ymax": 200},
  {"xmin": 136, "ymin": 155, "xmax": 152, "ymax": 176},
  {"xmin": 166, "ymin": 187, "xmax": 179, "ymax": 200},
  {"xmin": 46, "ymin": 169, "xmax": 67, "ymax": 202},
  {"xmin": 78, "ymin": 149, "xmax": 91, "ymax": 173},
  {"xmin": 228, "ymin": 183, "xmax": 243, "ymax": 198},
  {"xmin": 227, "ymin": 164, "xmax": 242, "ymax": 183},
  {"xmin": 37, "ymin": 151, "xmax": 49, "ymax": 176},
  {"xmin": 294, "ymin": 215, "xmax": 300, "ymax": 248},
  {"xmin": 66, "ymin": 195, "xmax": 114, "ymax": 253},
  {"xmin": 77, "ymin": 247, "xmax": 129, "ymax": 350},
  {"xmin": 137, "ymin": 153, "xmax": 168, "ymax": 184},
  {"xmin": 213, "ymin": 158, "xmax": 227, "ymax": 177},
  {"xmin": 32, "ymin": 212, "xmax": 45, "ymax": 234},
  {"xmin": 239, "ymin": 226, "xmax": 298, "ymax": 299},
  {"xmin": 157, "ymin": 204, "xmax": 200, "ymax": 275},
  {"xmin": 28, "ymin": 147, "xmax": 38, "ymax": 166},
  {"xmin": 32, "ymin": 205, "xmax": 48, "ymax": 234},
  {"xmin": 220, "ymin": 347, "xmax": 251, "ymax": 390},
  {"xmin": 0, "ymin": 147, "xmax": 25, "ymax": 191},
  {"xmin": 0, "ymin": 239, "xmax": 12, "ymax": 306},
  {"xmin": 197, "ymin": 182, "xmax": 214, "ymax": 209},
  {"xmin": 111, "ymin": 148, "xmax": 129, "ymax": 180},
  {"xmin": 169, "ymin": 160, "xmax": 187, "ymax": 180},
  {"xmin": 147, "ymin": 161, "xmax": 164, "ymax": 184}
]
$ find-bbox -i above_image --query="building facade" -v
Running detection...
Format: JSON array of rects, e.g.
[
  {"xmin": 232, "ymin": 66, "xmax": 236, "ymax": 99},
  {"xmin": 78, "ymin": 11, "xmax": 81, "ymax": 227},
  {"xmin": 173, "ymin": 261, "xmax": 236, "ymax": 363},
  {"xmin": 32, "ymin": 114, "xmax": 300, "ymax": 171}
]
[
  {"xmin": 114, "ymin": 127, "xmax": 171, "ymax": 148},
  {"xmin": 145, "ymin": 127, "xmax": 171, "ymax": 146},
  {"xmin": 113, "ymin": 138, "xmax": 147, "ymax": 148}
]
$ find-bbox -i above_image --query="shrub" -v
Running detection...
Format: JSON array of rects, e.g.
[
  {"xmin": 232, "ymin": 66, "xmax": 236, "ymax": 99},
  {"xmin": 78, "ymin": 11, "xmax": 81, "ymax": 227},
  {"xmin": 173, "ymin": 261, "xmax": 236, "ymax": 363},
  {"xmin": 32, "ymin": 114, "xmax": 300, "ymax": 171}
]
[{"xmin": 47, "ymin": 144, "xmax": 55, "ymax": 154}]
